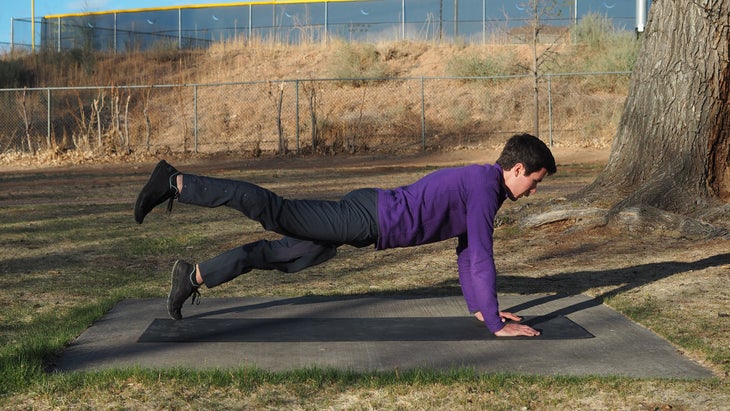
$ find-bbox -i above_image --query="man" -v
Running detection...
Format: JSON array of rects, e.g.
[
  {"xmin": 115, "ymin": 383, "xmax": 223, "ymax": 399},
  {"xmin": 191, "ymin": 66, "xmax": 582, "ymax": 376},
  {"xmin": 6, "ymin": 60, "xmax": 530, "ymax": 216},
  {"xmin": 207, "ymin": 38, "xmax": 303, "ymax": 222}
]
[{"xmin": 135, "ymin": 133, "xmax": 556, "ymax": 337}]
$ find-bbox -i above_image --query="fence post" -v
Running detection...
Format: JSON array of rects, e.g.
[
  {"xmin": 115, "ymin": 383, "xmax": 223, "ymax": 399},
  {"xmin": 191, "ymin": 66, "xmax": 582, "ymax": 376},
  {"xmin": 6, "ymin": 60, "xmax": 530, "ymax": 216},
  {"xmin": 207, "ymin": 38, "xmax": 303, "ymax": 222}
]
[
  {"xmin": 482, "ymin": 0, "xmax": 486, "ymax": 44},
  {"xmin": 46, "ymin": 88, "xmax": 51, "ymax": 149},
  {"xmin": 56, "ymin": 18, "xmax": 62, "ymax": 52},
  {"xmin": 295, "ymin": 79, "xmax": 300, "ymax": 154},
  {"xmin": 193, "ymin": 85, "xmax": 198, "ymax": 153},
  {"xmin": 547, "ymin": 75, "xmax": 553, "ymax": 147},
  {"xmin": 114, "ymin": 13, "xmax": 118, "ymax": 53},
  {"xmin": 248, "ymin": 5, "xmax": 253, "ymax": 42},
  {"xmin": 420, "ymin": 77, "xmax": 426, "ymax": 151},
  {"xmin": 402, "ymin": 0, "xmax": 406, "ymax": 40},
  {"xmin": 324, "ymin": 2, "xmax": 328, "ymax": 45},
  {"xmin": 178, "ymin": 9, "xmax": 182, "ymax": 50}
]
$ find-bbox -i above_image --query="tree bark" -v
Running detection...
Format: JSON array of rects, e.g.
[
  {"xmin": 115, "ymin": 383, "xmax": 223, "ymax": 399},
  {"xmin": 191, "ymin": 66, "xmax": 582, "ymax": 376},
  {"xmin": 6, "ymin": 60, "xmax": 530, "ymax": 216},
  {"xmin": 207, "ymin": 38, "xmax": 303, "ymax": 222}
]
[{"xmin": 576, "ymin": 1, "xmax": 730, "ymax": 214}]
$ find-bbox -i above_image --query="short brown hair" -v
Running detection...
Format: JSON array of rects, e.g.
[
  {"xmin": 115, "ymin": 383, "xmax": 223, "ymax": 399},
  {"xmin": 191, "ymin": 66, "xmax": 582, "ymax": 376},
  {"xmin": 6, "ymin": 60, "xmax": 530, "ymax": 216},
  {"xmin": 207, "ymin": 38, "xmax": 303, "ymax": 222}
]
[{"xmin": 496, "ymin": 133, "xmax": 557, "ymax": 175}]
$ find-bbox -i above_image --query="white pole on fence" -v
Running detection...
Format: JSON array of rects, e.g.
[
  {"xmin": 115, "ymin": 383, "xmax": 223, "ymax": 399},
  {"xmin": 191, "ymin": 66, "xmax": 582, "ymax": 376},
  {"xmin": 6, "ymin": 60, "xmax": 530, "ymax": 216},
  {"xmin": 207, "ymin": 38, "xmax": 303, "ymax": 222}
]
[
  {"xmin": 401, "ymin": 0, "xmax": 405, "ymax": 40},
  {"xmin": 114, "ymin": 13, "xmax": 117, "ymax": 53},
  {"xmin": 178, "ymin": 8, "xmax": 182, "ymax": 49},
  {"xmin": 453, "ymin": 0, "xmax": 458, "ymax": 38},
  {"xmin": 31, "ymin": 0, "xmax": 35, "ymax": 51},
  {"xmin": 636, "ymin": 0, "xmax": 646, "ymax": 33}
]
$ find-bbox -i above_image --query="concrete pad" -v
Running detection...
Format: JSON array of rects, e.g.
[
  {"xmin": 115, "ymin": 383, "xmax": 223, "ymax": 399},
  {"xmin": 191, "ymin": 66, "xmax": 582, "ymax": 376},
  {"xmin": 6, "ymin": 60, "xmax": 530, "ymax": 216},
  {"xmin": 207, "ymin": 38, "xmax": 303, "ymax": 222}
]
[{"xmin": 51, "ymin": 294, "xmax": 714, "ymax": 378}]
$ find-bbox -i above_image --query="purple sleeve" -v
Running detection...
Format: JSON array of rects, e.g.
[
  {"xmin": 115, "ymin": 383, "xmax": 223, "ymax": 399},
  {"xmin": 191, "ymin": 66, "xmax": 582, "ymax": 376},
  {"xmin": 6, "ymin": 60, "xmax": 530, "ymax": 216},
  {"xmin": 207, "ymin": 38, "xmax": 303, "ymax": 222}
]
[
  {"xmin": 457, "ymin": 189, "xmax": 504, "ymax": 334},
  {"xmin": 456, "ymin": 236, "xmax": 478, "ymax": 312}
]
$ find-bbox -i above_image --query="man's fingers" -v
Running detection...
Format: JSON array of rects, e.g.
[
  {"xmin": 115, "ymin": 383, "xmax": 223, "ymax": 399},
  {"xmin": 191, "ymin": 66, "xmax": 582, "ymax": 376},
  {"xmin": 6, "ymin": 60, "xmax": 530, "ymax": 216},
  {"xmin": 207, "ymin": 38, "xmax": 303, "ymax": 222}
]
[
  {"xmin": 494, "ymin": 323, "xmax": 541, "ymax": 337},
  {"xmin": 499, "ymin": 311, "xmax": 522, "ymax": 322},
  {"xmin": 516, "ymin": 325, "xmax": 541, "ymax": 337}
]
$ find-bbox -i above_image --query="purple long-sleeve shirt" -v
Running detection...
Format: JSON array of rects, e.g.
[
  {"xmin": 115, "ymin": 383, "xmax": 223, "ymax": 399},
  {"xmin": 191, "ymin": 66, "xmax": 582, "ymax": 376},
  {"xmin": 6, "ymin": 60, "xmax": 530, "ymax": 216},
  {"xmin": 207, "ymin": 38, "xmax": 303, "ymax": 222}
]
[{"xmin": 375, "ymin": 163, "xmax": 509, "ymax": 333}]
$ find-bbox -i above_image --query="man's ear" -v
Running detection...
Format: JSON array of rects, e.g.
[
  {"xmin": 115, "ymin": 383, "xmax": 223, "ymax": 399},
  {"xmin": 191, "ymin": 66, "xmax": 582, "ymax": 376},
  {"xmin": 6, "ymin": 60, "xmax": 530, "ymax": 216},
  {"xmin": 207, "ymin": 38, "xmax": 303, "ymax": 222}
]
[{"xmin": 510, "ymin": 162, "xmax": 525, "ymax": 176}]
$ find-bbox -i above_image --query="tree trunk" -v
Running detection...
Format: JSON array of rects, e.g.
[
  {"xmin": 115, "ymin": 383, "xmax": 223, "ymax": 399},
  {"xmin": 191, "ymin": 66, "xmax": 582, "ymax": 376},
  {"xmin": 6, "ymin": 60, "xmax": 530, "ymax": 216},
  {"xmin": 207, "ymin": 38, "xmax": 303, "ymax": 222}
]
[{"xmin": 577, "ymin": 1, "xmax": 730, "ymax": 214}]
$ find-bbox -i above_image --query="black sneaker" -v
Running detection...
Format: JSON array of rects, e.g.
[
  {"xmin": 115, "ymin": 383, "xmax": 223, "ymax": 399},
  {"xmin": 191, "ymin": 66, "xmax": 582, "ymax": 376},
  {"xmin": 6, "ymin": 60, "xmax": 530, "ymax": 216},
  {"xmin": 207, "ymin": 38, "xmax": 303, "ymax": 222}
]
[
  {"xmin": 134, "ymin": 160, "xmax": 180, "ymax": 224},
  {"xmin": 167, "ymin": 259, "xmax": 201, "ymax": 320}
]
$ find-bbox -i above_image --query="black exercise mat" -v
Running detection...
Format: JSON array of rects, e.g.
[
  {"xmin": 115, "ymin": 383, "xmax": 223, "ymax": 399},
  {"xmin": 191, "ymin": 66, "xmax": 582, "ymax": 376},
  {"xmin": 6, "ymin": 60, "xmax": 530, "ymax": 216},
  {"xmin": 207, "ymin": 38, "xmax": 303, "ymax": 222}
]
[{"xmin": 138, "ymin": 315, "xmax": 593, "ymax": 342}]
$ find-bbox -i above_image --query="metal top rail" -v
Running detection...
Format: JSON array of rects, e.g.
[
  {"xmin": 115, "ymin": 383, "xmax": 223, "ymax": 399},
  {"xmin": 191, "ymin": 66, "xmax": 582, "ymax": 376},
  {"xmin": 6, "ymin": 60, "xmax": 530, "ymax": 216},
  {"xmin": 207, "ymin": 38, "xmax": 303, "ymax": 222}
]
[{"xmin": 42, "ymin": 0, "xmax": 366, "ymax": 19}]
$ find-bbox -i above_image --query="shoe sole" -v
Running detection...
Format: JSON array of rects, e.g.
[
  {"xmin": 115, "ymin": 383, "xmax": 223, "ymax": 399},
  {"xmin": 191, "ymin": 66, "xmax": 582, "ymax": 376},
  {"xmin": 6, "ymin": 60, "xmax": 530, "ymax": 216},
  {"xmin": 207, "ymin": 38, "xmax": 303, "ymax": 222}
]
[
  {"xmin": 134, "ymin": 160, "xmax": 174, "ymax": 224},
  {"xmin": 167, "ymin": 260, "xmax": 185, "ymax": 320}
]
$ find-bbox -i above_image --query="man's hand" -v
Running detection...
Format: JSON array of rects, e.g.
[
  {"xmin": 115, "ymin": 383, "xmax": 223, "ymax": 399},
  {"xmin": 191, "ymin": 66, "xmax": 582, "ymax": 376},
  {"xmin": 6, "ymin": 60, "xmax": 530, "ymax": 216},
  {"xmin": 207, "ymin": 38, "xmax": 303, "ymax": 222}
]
[
  {"xmin": 498, "ymin": 311, "xmax": 522, "ymax": 323},
  {"xmin": 496, "ymin": 311, "xmax": 540, "ymax": 336},
  {"xmin": 473, "ymin": 311, "xmax": 541, "ymax": 337},
  {"xmin": 494, "ymin": 322, "xmax": 541, "ymax": 337}
]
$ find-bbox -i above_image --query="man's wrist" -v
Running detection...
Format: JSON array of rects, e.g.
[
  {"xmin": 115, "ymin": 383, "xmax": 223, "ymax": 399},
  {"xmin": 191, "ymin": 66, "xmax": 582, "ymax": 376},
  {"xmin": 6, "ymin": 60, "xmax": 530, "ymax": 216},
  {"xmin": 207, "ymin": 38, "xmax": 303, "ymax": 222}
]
[{"xmin": 486, "ymin": 318, "xmax": 505, "ymax": 333}]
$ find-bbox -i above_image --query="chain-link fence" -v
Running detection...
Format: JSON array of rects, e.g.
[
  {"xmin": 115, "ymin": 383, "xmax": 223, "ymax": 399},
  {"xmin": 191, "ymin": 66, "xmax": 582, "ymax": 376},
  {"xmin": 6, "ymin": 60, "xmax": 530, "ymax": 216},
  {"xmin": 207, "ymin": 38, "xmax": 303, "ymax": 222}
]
[
  {"xmin": 0, "ymin": 72, "xmax": 630, "ymax": 158},
  {"xmin": 9, "ymin": 2, "xmax": 641, "ymax": 53}
]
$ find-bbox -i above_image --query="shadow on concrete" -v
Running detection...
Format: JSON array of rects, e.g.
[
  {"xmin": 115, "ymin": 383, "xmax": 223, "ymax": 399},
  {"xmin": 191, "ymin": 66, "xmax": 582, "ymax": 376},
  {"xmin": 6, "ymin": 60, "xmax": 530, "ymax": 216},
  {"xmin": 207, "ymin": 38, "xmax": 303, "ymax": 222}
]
[
  {"xmin": 181, "ymin": 252, "xmax": 730, "ymax": 322},
  {"xmin": 498, "ymin": 252, "xmax": 730, "ymax": 317}
]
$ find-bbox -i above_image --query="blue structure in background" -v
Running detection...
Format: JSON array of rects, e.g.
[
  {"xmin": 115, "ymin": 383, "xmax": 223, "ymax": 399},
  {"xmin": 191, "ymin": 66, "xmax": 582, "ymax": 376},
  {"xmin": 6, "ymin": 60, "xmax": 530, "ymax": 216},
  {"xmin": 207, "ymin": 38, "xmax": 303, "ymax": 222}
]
[{"xmin": 39, "ymin": 0, "xmax": 647, "ymax": 52}]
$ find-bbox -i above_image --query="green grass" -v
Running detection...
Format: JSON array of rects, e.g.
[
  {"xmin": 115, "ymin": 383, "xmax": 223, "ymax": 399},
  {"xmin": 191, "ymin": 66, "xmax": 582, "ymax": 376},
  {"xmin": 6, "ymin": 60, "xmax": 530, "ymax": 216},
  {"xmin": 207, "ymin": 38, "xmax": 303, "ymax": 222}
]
[
  {"xmin": 610, "ymin": 294, "xmax": 662, "ymax": 323},
  {"xmin": 0, "ymin": 297, "xmax": 116, "ymax": 394}
]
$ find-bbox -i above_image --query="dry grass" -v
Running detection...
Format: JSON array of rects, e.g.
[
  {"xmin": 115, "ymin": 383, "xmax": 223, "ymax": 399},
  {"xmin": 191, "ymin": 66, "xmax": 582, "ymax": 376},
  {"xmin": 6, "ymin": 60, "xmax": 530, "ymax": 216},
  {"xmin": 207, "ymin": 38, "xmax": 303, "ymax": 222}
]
[
  {"xmin": 1, "ymin": 38, "xmax": 633, "ymax": 165},
  {"xmin": 1, "ymin": 32, "xmax": 726, "ymax": 409},
  {"xmin": 0, "ymin": 148, "xmax": 728, "ymax": 409},
  {"xmin": 7, "ymin": 374, "xmax": 727, "ymax": 410}
]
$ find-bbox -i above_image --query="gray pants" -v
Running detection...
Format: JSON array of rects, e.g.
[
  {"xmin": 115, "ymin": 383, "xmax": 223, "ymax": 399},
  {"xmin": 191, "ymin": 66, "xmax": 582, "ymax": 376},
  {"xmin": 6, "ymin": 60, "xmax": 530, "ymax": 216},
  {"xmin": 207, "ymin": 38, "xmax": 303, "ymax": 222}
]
[{"xmin": 178, "ymin": 174, "xmax": 379, "ymax": 287}]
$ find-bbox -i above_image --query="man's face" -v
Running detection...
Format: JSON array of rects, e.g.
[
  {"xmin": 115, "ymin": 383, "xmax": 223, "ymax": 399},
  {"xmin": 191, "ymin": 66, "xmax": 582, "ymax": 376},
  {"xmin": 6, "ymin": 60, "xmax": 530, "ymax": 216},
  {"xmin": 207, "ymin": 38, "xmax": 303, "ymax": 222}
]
[{"xmin": 505, "ymin": 164, "xmax": 548, "ymax": 200}]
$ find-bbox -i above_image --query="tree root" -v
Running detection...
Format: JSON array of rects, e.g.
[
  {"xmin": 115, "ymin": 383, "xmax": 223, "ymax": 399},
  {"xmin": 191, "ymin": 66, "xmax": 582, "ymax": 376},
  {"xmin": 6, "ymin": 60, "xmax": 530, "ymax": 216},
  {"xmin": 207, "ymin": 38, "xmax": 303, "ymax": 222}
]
[
  {"xmin": 520, "ymin": 207, "xmax": 608, "ymax": 230},
  {"xmin": 520, "ymin": 204, "xmax": 730, "ymax": 240}
]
